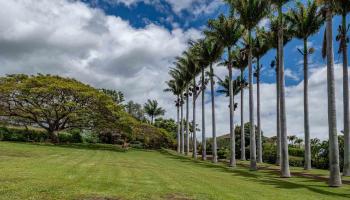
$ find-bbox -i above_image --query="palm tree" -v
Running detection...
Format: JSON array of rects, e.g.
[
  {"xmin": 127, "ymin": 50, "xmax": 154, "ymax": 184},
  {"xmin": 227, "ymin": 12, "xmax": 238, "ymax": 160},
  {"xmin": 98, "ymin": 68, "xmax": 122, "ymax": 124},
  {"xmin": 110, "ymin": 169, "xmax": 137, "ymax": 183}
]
[
  {"xmin": 228, "ymin": 0, "xmax": 270, "ymax": 171},
  {"xmin": 144, "ymin": 99, "xmax": 165, "ymax": 124},
  {"xmin": 317, "ymin": 0, "xmax": 342, "ymax": 187},
  {"xmin": 252, "ymin": 27, "xmax": 272, "ymax": 163},
  {"xmin": 206, "ymin": 14, "xmax": 243, "ymax": 167},
  {"xmin": 286, "ymin": 0, "xmax": 324, "ymax": 170},
  {"xmin": 175, "ymin": 53, "xmax": 198, "ymax": 156},
  {"xmin": 271, "ymin": 0, "xmax": 292, "ymax": 178},
  {"xmin": 266, "ymin": 16, "xmax": 293, "ymax": 166},
  {"xmin": 231, "ymin": 48, "xmax": 249, "ymax": 161},
  {"xmin": 191, "ymin": 39, "xmax": 222, "ymax": 161},
  {"xmin": 334, "ymin": 0, "xmax": 350, "ymax": 177},
  {"xmin": 164, "ymin": 80, "xmax": 182, "ymax": 153},
  {"xmin": 169, "ymin": 68, "xmax": 186, "ymax": 154}
]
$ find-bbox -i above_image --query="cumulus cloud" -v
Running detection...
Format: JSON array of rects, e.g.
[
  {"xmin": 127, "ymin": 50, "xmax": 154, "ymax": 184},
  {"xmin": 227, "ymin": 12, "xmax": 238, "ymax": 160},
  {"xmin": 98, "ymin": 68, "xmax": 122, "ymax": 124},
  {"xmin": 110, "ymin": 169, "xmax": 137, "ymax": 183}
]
[{"xmin": 0, "ymin": 0, "xmax": 201, "ymax": 104}]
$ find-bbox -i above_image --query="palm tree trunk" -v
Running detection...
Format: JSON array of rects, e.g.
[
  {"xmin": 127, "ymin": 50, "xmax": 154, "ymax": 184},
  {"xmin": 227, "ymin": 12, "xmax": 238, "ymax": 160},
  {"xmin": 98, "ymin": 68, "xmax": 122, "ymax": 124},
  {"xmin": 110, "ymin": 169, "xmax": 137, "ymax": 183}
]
[
  {"xmin": 181, "ymin": 95, "xmax": 184, "ymax": 154},
  {"xmin": 276, "ymin": 53, "xmax": 281, "ymax": 166},
  {"xmin": 228, "ymin": 46, "xmax": 236, "ymax": 167},
  {"xmin": 177, "ymin": 98, "xmax": 180, "ymax": 153},
  {"xmin": 341, "ymin": 13, "xmax": 350, "ymax": 177},
  {"xmin": 303, "ymin": 38, "xmax": 311, "ymax": 170},
  {"xmin": 278, "ymin": 6, "xmax": 291, "ymax": 178},
  {"xmin": 193, "ymin": 78, "xmax": 197, "ymax": 159},
  {"xmin": 257, "ymin": 57, "xmax": 262, "ymax": 163},
  {"xmin": 202, "ymin": 67, "xmax": 207, "ymax": 160},
  {"xmin": 248, "ymin": 30, "xmax": 257, "ymax": 171},
  {"xmin": 186, "ymin": 86, "xmax": 190, "ymax": 156},
  {"xmin": 241, "ymin": 69, "xmax": 246, "ymax": 161},
  {"xmin": 325, "ymin": 7, "xmax": 342, "ymax": 187},
  {"xmin": 210, "ymin": 64, "xmax": 217, "ymax": 163}
]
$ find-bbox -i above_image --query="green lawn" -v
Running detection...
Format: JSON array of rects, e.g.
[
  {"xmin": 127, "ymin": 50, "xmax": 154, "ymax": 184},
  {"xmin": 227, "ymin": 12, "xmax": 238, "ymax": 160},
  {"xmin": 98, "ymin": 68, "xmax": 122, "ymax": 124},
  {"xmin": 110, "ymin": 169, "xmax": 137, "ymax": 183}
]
[{"xmin": 0, "ymin": 142, "xmax": 350, "ymax": 200}]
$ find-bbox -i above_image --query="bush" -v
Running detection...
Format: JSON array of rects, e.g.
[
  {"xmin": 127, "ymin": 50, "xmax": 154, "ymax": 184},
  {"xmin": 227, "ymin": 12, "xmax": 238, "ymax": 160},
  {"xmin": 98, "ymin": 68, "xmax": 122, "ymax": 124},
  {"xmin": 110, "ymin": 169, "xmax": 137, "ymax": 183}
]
[
  {"xmin": 218, "ymin": 148, "xmax": 229, "ymax": 159},
  {"xmin": 0, "ymin": 126, "xmax": 48, "ymax": 142},
  {"xmin": 289, "ymin": 156, "xmax": 304, "ymax": 167},
  {"xmin": 289, "ymin": 147, "xmax": 304, "ymax": 157},
  {"xmin": 129, "ymin": 141, "xmax": 144, "ymax": 149}
]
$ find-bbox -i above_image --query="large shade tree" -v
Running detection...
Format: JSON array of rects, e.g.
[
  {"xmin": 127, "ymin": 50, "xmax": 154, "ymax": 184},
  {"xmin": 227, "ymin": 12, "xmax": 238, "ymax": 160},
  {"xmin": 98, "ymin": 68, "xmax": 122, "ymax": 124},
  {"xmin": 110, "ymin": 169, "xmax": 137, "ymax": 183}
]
[
  {"xmin": 0, "ymin": 74, "xmax": 123, "ymax": 143},
  {"xmin": 286, "ymin": 0, "xmax": 324, "ymax": 170},
  {"xmin": 206, "ymin": 14, "xmax": 243, "ymax": 167},
  {"xmin": 228, "ymin": 0, "xmax": 270, "ymax": 170}
]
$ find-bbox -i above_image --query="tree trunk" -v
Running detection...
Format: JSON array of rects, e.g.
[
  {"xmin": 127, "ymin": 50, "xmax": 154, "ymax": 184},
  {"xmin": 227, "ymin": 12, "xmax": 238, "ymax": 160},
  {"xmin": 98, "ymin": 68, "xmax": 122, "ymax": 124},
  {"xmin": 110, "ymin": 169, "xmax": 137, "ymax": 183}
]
[
  {"xmin": 177, "ymin": 98, "xmax": 180, "ymax": 153},
  {"xmin": 325, "ymin": 8, "xmax": 342, "ymax": 187},
  {"xmin": 257, "ymin": 57, "xmax": 262, "ymax": 163},
  {"xmin": 278, "ymin": 6, "xmax": 291, "ymax": 178},
  {"xmin": 193, "ymin": 77, "xmax": 197, "ymax": 159},
  {"xmin": 228, "ymin": 46, "xmax": 236, "ymax": 167},
  {"xmin": 49, "ymin": 130, "xmax": 59, "ymax": 144},
  {"xmin": 248, "ymin": 30, "xmax": 257, "ymax": 171},
  {"xmin": 210, "ymin": 64, "xmax": 217, "ymax": 163},
  {"xmin": 341, "ymin": 13, "xmax": 350, "ymax": 177},
  {"xmin": 181, "ymin": 95, "xmax": 185, "ymax": 154},
  {"xmin": 186, "ymin": 86, "xmax": 190, "ymax": 156},
  {"xmin": 276, "ymin": 51, "xmax": 281, "ymax": 166},
  {"xmin": 241, "ymin": 69, "xmax": 246, "ymax": 161},
  {"xmin": 303, "ymin": 38, "xmax": 311, "ymax": 170},
  {"xmin": 202, "ymin": 67, "xmax": 207, "ymax": 160}
]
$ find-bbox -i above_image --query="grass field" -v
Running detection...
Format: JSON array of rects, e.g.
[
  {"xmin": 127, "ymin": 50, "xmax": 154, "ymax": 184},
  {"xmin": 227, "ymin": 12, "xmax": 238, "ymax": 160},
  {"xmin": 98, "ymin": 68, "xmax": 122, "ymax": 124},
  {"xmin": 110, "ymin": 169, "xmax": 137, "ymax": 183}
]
[{"xmin": 0, "ymin": 142, "xmax": 350, "ymax": 200}]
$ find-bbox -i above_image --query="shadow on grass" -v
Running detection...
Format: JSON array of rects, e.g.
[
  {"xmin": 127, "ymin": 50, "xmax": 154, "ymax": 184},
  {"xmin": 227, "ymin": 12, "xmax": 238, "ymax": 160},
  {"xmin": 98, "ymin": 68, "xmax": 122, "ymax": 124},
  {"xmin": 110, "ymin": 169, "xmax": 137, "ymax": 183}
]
[
  {"xmin": 160, "ymin": 149, "xmax": 350, "ymax": 199},
  {"xmin": 6, "ymin": 142, "xmax": 127, "ymax": 153}
]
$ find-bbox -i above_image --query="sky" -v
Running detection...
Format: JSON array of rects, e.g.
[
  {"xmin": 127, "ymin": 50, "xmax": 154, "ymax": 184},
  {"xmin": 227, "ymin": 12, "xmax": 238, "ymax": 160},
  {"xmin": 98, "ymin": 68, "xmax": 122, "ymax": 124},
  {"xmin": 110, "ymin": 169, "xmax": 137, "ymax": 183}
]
[{"xmin": 0, "ymin": 0, "xmax": 349, "ymax": 140}]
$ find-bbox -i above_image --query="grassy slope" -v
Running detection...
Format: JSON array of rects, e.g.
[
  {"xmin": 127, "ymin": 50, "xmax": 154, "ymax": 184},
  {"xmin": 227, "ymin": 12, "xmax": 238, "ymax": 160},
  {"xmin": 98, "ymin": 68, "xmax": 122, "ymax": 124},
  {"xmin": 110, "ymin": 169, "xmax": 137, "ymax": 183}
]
[{"xmin": 0, "ymin": 142, "xmax": 349, "ymax": 200}]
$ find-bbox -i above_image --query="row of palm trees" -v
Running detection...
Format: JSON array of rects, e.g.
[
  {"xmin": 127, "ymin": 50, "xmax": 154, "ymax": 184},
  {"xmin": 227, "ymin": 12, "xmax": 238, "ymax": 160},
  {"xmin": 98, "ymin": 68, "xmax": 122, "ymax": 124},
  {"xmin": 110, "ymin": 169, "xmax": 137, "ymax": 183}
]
[{"xmin": 165, "ymin": 0, "xmax": 349, "ymax": 187}]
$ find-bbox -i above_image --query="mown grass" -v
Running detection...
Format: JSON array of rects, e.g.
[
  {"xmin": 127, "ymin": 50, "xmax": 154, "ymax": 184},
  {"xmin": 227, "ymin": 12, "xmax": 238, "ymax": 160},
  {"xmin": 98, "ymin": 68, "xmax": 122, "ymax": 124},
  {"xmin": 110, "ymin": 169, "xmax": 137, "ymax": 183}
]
[{"xmin": 0, "ymin": 142, "xmax": 350, "ymax": 200}]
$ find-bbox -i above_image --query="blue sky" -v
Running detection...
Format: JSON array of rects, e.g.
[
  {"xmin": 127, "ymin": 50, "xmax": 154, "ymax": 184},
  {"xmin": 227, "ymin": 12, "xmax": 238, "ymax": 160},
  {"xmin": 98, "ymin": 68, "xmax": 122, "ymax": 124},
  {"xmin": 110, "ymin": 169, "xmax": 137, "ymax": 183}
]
[
  {"xmin": 81, "ymin": 0, "xmax": 349, "ymax": 87},
  {"xmin": 0, "ymin": 0, "xmax": 349, "ymax": 139}
]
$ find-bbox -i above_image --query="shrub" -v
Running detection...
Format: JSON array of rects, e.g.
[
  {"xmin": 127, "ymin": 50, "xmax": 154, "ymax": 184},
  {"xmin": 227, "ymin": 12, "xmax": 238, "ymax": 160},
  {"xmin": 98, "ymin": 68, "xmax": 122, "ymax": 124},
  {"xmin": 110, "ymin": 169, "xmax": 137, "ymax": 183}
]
[
  {"xmin": 0, "ymin": 126, "xmax": 48, "ymax": 142},
  {"xmin": 289, "ymin": 147, "xmax": 304, "ymax": 157},
  {"xmin": 289, "ymin": 156, "xmax": 304, "ymax": 167},
  {"xmin": 218, "ymin": 148, "xmax": 229, "ymax": 159}
]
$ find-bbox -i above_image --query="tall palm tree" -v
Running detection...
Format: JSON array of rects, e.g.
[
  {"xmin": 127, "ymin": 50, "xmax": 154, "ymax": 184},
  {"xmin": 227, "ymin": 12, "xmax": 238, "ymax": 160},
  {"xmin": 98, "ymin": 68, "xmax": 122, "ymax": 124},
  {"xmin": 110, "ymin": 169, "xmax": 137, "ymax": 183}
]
[
  {"xmin": 271, "ymin": 0, "xmax": 292, "ymax": 177},
  {"xmin": 206, "ymin": 14, "xmax": 243, "ymax": 167},
  {"xmin": 252, "ymin": 27, "xmax": 272, "ymax": 163},
  {"xmin": 144, "ymin": 99, "xmax": 165, "ymax": 124},
  {"xmin": 164, "ymin": 79, "xmax": 182, "ymax": 153},
  {"xmin": 169, "ymin": 68, "xmax": 186, "ymax": 154},
  {"xmin": 286, "ymin": 0, "xmax": 324, "ymax": 170},
  {"xmin": 229, "ymin": 0, "xmax": 270, "ymax": 171},
  {"xmin": 317, "ymin": 0, "xmax": 342, "ymax": 187},
  {"xmin": 175, "ymin": 53, "xmax": 198, "ymax": 156},
  {"xmin": 334, "ymin": 0, "xmax": 350, "ymax": 177},
  {"xmin": 231, "ymin": 48, "xmax": 248, "ymax": 160},
  {"xmin": 266, "ymin": 16, "xmax": 293, "ymax": 165},
  {"xmin": 191, "ymin": 39, "xmax": 222, "ymax": 161}
]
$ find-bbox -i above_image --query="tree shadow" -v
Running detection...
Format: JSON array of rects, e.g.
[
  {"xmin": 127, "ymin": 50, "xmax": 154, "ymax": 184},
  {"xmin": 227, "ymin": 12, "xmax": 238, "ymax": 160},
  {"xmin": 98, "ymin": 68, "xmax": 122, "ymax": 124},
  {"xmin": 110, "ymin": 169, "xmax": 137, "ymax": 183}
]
[{"xmin": 161, "ymin": 150, "xmax": 350, "ymax": 199}]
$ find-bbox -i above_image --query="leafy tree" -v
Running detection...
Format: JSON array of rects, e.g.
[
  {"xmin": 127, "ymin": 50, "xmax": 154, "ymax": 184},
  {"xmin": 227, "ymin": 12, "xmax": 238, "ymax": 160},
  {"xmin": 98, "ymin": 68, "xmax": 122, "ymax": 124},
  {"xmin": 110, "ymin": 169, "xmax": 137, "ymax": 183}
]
[
  {"xmin": 143, "ymin": 99, "xmax": 165, "ymax": 124},
  {"xmin": 0, "ymin": 74, "xmax": 122, "ymax": 143},
  {"xmin": 125, "ymin": 101, "xmax": 145, "ymax": 121},
  {"xmin": 101, "ymin": 89, "xmax": 125, "ymax": 105},
  {"xmin": 154, "ymin": 118, "xmax": 177, "ymax": 138}
]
